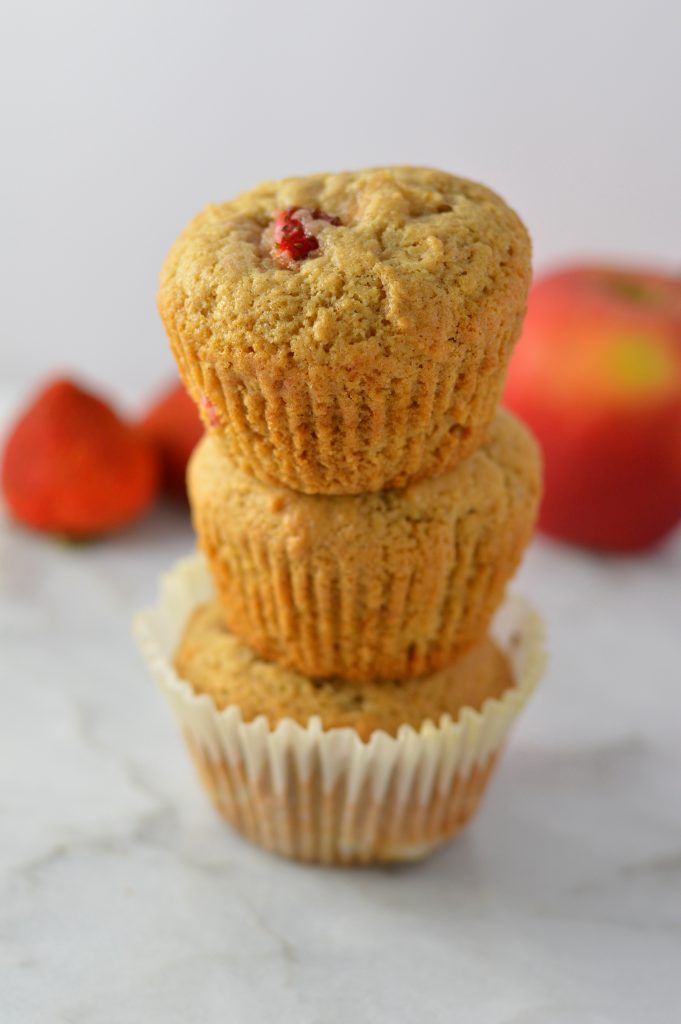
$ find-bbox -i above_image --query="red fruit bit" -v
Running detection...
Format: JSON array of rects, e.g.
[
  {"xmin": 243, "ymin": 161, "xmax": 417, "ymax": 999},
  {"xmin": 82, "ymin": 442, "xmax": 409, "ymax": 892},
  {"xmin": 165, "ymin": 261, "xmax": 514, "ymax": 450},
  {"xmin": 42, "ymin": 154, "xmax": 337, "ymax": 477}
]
[
  {"xmin": 1, "ymin": 378, "xmax": 159, "ymax": 539},
  {"xmin": 271, "ymin": 207, "xmax": 340, "ymax": 267},
  {"xmin": 200, "ymin": 394, "xmax": 220, "ymax": 428}
]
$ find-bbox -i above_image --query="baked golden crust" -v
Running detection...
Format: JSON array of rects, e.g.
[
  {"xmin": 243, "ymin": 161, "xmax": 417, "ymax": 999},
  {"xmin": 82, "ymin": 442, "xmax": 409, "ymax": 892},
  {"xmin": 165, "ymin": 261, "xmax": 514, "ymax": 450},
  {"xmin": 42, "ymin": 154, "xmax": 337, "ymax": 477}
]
[
  {"xmin": 174, "ymin": 600, "xmax": 514, "ymax": 741},
  {"xmin": 159, "ymin": 166, "xmax": 531, "ymax": 493},
  {"xmin": 189, "ymin": 410, "xmax": 541, "ymax": 680}
]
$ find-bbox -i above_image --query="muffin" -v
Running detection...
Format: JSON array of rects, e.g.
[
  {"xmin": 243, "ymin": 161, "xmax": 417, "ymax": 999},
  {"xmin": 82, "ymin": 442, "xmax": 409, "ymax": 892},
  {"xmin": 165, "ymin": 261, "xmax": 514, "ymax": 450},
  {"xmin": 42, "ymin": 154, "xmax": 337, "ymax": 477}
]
[
  {"xmin": 134, "ymin": 555, "xmax": 545, "ymax": 864},
  {"xmin": 175, "ymin": 601, "xmax": 514, "ymax": 739},
  {"xmin": 188, "ymin": 409, "xmax": 541, "ymax": 680},
  {"xmin": 158, "ymin": 166, "xmax": 531, "ymax": 494}
]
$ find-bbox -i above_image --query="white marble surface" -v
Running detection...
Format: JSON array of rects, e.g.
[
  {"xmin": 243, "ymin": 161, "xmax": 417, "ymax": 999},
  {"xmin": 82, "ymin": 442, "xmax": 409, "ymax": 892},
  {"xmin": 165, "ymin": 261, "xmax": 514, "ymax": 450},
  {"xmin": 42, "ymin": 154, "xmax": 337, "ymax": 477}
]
[{"xmin": 2, "ymin": 492, "xmax": 681, "ymax": 1022}]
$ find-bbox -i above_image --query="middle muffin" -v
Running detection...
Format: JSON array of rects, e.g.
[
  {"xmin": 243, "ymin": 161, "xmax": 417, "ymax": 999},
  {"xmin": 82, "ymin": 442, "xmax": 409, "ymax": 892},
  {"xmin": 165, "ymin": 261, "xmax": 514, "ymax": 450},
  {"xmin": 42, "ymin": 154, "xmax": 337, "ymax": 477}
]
[{"xmin": 189, "ymin": 409, "xmax": 541, "ymax": 681}]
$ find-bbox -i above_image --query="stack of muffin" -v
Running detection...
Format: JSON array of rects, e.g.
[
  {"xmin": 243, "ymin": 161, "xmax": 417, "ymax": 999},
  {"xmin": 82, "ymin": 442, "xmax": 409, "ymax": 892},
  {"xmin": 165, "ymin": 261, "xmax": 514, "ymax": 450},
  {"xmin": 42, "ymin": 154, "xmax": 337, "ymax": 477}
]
[{"xmin": 140, "ymin": 167, "xmax": 545, "ymax": 864}]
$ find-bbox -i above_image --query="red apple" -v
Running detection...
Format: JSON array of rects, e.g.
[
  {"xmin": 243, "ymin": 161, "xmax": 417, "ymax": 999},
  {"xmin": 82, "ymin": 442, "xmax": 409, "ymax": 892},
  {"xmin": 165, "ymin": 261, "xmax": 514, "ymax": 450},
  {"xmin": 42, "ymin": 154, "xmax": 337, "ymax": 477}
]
[
  {"xmin": 504, "ymin": 265, "xmax": 681, "ymax": 552},
  {"xmin": 140, "ymin": 382, "xmax": 203, "ymax": 499}
]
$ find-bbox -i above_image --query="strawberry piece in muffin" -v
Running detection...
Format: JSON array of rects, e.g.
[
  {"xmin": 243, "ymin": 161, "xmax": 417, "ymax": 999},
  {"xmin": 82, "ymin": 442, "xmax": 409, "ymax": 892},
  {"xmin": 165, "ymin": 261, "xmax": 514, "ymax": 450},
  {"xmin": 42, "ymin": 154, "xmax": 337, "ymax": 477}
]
[{"xmin": 271, "ymin": 207, "xmax": 340, "ymax": 266}]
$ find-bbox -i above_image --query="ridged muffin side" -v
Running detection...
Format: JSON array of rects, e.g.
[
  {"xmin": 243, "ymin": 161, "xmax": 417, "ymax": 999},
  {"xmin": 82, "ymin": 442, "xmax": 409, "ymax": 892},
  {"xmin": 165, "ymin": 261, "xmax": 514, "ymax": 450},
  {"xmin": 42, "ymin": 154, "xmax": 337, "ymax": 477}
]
[
  {"xmin": 188, "ymin": 410, "xmax": 542, "ymax": 681},
  {"xmin": 159, "ymin": 166, "xmax": 531, "ymax": 494}
]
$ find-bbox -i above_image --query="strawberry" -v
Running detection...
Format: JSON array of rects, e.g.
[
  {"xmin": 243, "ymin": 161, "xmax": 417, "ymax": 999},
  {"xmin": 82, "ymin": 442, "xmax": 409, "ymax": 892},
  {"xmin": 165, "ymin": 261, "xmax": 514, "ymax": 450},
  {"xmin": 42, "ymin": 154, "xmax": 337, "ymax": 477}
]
[
  {"xmin": 140, "ymin": 382, "xmax": 203, "ymax": 499},
  {"xmin": 2, "ymin": 378, "xmax": 159, "ymax": 538},
  {"xmin": 271, "ymin": 207, "xmax": 340, "ymax": 266}
]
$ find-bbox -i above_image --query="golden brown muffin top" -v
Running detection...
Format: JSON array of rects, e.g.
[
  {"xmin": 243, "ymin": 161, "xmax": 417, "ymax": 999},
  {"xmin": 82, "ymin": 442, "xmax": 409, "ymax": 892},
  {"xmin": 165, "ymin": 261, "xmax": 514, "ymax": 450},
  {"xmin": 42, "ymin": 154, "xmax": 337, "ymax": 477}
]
[
  {"xmin": 158, "ymin": 166, "xmax": 531, "ymax": 367},
  {"xmin": 174, "ymin": 601, "xmax": 514, "ymax": 741},
  {"xmin": 188, "ymin": 408, "xmax": 541, "ymax": 554}
]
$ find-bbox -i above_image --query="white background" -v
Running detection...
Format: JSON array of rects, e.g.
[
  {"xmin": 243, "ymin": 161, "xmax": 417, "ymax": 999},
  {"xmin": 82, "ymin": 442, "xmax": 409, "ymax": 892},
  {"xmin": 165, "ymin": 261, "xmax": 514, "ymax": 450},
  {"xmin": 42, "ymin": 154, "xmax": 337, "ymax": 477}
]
[{"xmin": 2, "ymin": 0, "xmax": 680, "ymax": 408}]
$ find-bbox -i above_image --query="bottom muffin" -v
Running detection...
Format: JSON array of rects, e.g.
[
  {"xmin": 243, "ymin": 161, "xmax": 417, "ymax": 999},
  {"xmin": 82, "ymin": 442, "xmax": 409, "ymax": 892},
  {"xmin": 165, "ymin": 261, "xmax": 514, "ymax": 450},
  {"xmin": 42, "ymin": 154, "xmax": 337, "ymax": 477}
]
[
  {"xmin": 135, "ymin": 555, "xmax": 545, "ymax": 864},
  {"xmin": 175, "ymin": 600, "xmax": 514, "ymax": 741}
]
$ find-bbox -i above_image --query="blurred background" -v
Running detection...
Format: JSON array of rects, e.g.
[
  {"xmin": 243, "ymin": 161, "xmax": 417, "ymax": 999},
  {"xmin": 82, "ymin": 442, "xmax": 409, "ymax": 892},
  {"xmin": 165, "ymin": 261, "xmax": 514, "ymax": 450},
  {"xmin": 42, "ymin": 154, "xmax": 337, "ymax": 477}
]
[{"xmin": 2, "ymin": 0, "xmax": 680, "ymax": 405}]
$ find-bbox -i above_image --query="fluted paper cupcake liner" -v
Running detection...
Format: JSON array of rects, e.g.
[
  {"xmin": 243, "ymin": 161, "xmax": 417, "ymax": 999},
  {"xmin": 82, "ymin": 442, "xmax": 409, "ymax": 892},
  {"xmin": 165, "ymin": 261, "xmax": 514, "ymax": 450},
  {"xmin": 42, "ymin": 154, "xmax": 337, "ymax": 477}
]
[{"xmin": 134, "ymin": 555, "xmax": 546, "ymax": 864}]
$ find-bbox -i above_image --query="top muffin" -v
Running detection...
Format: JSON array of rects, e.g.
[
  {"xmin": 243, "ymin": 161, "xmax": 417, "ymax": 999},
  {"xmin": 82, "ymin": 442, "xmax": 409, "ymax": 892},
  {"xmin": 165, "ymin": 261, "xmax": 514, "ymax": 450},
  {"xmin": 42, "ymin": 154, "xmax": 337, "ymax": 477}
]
[{"xmin": 159, "ymin": 167, "xmax": 531, "ymax": 494}]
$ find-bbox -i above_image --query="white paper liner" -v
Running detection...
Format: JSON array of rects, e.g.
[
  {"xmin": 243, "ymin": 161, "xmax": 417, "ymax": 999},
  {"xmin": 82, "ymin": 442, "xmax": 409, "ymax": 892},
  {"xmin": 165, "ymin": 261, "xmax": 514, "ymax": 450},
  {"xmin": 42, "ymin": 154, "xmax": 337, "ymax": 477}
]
[{"xmin": 134, "ymin": 554, "xmax": 546, "ymax": 864}]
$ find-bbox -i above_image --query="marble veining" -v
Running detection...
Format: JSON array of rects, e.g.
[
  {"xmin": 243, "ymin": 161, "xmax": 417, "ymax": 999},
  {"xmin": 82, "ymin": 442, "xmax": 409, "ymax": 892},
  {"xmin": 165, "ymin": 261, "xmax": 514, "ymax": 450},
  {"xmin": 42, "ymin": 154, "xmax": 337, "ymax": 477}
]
[{"xmin": 2, "ymin": 487, "xmax": 681, "ymax": 1022}]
